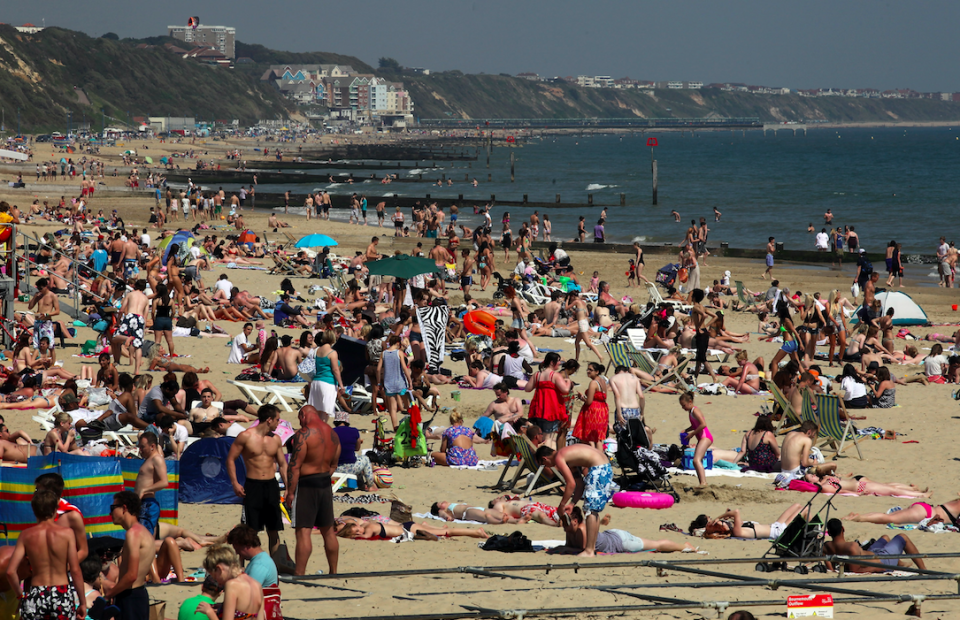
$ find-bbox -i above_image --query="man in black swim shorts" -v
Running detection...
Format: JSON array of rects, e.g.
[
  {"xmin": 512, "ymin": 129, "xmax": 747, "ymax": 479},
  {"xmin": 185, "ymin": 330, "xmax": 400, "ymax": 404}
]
[{"xmin": 284, "ymin": 405, "xmax": 340, "ymax": 575}]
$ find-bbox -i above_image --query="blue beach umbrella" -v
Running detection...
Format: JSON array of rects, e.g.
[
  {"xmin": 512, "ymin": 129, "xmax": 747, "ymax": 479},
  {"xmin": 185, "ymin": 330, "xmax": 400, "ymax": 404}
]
[{"xmin": 294, "ymin": 234, "xmax": 338, "ymax": 248}]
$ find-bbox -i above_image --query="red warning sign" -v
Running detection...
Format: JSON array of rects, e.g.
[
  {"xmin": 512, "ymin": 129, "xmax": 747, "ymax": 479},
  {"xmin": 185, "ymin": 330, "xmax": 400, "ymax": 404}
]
[{"xmin": 647, "ymin": 137, "xmax": 658, "ymax": 147}]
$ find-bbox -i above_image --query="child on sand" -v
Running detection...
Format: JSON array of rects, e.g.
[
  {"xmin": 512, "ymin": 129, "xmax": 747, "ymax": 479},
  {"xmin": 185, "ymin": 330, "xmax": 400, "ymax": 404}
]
[{"xmin": 680, "ymin": 392, "xmax": 712, "ymax": 486}]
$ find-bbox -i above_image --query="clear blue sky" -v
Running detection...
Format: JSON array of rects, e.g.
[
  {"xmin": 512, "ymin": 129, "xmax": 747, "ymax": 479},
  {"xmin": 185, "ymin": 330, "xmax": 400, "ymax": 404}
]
[{"xmin": 5, "ymin": 0, "xmax": 959, "ymax": 91}]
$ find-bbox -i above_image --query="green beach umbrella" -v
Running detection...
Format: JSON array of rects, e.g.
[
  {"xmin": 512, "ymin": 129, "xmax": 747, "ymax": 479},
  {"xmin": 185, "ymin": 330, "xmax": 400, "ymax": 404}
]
[
  {"xmin": 144, "ymin": 156, "xmax": 153, "ymax": 164},
  {"xmin": 365, "ymin": 255, "xmax": 440, "ymax": 279}
]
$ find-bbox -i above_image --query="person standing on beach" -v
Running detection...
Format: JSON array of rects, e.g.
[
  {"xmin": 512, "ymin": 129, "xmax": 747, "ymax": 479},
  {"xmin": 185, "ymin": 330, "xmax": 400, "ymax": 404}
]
[
  {"xmin": 762, "ymin": 237, "xmax": 776, "ymax": 280},
  {"xmin": 285, "ymin": 405, "xmax": 340, "ymax": 576},
  {"xmin": 937, "ymin": 237, "xmax": 951, "ymax": 287},
  {"xmin": 530, "ymin": 211, "xmax": 540, "ymax": 240},
  {"xmin": 134, "ymin": 433, "xmax": 168, "ymax": 538},
  {"xmin": 6, "ymin": 490, "xmax": 85, "ymax": 620},
  {"xmin": 576, "ymin": 216, "xmax": 586, "ymax": 242},
  {"xmin": 104, "ymin": 491, "xmax": 154, "ymax": 619},
  {"xmin": 846, "ymin": 226, "xmax": 859, "ymax": 253},
  {"xmin": 593, "ymin": 219, "xmax": 605, "ymax": 243},
  {"xmin": 697, "ymin": 217, "xmax": 710, "ymax": 266},
  {"xmin": 226, "ymin": 404, "xmax": 288, "ymax": 557},
  {"xmin": 571, "ymin": 291, "xmax": 603, "ymax": 363}
]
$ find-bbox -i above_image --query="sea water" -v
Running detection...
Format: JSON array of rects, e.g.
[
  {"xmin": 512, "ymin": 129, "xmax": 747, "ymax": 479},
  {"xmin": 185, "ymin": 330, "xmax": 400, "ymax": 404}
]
[{"xmin": 211, "ymin": 126, "xmax": 960, "ymax": 254}]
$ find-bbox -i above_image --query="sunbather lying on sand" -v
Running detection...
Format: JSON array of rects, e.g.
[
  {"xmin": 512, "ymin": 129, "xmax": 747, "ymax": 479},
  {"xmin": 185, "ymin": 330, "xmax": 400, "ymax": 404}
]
[
  {"xmin": 844, "ymin": 495, "xmax": 960, "ymax": 527},
  {"xmin": 430, "ymin": 501, "xmax": 518, "ymax": 524},
  {"xmin": 690, "ymin": 504, "xmax": 809, "ymax": 540},
  {"xmin": 334, "ymin": 520, "xmax": 488, "ymax": 541},
  {"xmin": 804, "ymin": 472, "xmax": 931, "ymax": 498}
]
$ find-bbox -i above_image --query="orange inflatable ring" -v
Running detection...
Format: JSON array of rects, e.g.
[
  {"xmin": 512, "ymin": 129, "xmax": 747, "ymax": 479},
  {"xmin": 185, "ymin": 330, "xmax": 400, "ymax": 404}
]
[{"xmin": 463, "ymin": 310, "xmax": 496, "ymax": 337}]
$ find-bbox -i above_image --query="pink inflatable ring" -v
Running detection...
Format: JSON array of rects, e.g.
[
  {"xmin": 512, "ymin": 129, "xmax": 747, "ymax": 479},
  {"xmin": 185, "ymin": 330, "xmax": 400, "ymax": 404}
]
[{"xmin": 612, "ymin": 491, "xmax": 675, "ymax": 510}]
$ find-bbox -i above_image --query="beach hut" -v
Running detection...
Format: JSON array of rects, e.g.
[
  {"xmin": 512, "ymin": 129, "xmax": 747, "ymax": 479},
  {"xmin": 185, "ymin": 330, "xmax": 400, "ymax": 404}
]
[{"xmin": 851, "ymin": 291, "xmax": 929, "ymax": 326}]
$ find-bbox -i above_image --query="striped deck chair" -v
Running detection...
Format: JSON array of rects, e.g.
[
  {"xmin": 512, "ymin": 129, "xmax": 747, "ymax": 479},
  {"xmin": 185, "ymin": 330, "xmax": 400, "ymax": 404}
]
[
  {"xmin": 814, "ymin": 392, "xmax": 865, "ymax": 460},
  {"xmin": 513, "ymin": 435, "xmax": 562, "ymax": 496},
  {"xmin": 770, "ymin": 383, "xmax": 802, "ymax": 434},
  {"xmin": 800, "ymin": 388, "xmax": 821, "ymax": 428},
  {"xmin": 735, "ymin": 281, "xmax": 752, "ymax": 311},
  {"xmin": 605, "ymin": 341, "xmax": 635, "ymax": 375}
]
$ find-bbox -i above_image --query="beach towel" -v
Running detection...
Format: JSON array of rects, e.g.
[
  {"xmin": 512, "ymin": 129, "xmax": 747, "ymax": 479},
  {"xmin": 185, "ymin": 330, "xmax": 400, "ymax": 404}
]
[
  {"xmin": 415, "ymin": 512, "xmax": 484, "ymax": 525},
  {"xmin": 416, "ymin": 305, "xmax": 449, "ymax": 374},
  {"xmin": 448, "ymin": 459, "xmax": 507, "ymax": 471},
  {"xmin": 667, "ymin": 467, "xmax": 776, "ymax": 480}
]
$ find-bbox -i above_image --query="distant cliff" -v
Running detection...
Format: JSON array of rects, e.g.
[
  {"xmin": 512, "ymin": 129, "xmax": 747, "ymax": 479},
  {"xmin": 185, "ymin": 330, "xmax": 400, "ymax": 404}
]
[{"xmin": 401, "ymin": 73, "xmax": 960, "ymax": 123}]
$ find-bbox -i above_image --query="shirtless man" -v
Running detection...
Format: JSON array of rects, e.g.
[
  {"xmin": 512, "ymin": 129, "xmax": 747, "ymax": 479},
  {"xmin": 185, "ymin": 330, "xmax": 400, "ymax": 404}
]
[
  {"xmin": 430, "ymin": 501, "xmax": 518, "ymax": 524},
  {"xmin": 6, "ymin": 490, "xmax": 86, "ymax": 620},
  {"xmin": 120, "ymin": 234, "xmax": 140, "ymax": 281},
  {"xmin": 365, "ymin": 237, "xmax": 381, "ymax": 263},
  {"xmin": 481, "ymin": 383, "xmax": 523, "ymax": 424},
  {"xmin": 535, "ymin": 444, "xmax": 615, "ymax": 557},
  {"xmin": 609, "ymin": 365, "xmax": 646, "ymax": 427},
  {"xmin": 570, "ymin": 291, "xmax": 603, "ymax": 362},
  {"xmin": 104, "ymin": 491, "xmax": 155, "ymax": 619},
  {"xmin": 34, "ymin": 473, "xmax": 89, "ymax": 562},
  {"xmin": 543, "ymin": 291, "xmax": 563, "ymax": 327},
  {"xmin": 762, "ymin": 237, "xmax": 776, "ymax": 280},
  {"xmin": 28, "ymin": 277, "xmax": 60, "ymax": 349},
  {"xmin": 227, "ymin": 404, "xmax": 288, "ymax": 555},
  {"xmin": 0, "ymin": 436, "xmax": 38, "ymax": 463},
  {"xmin": 304, "ymin": 194, "xmax": 314, "ymax": 221},
  {"xmin": 824, "ymin": 519, "xmax": 925, "ymax": 573},
  {"xmin": 109, "ymin": 232, "xmax": 125, "ymax": 276},
  {"xmin": 96, "ymin": 352, "xmax": 120, "ymax": 392},
  {"xmin": 274, "ymin": 335, "xmax": 305, "ymax": 380},
  {"xmin": 530, "ymin": 211, "xmax": 540, "ymax": 240},
  {"xmin": 284, "ymin": 405, "xmax": 340, "ymax": 575},
  {"xmin": 134, "ymin": 433, "xmax": 168, "ymax": 538},
  {"xmin": 780, "ymin": 420, "xmax": 836, "ymax": 481},
  {"xmin": 428, "ymin": 238, "xmax": 449, "ymax": 266},
  {"xmin": 112, "ymin": 279, "xmax": 149, "ymax": 374}
]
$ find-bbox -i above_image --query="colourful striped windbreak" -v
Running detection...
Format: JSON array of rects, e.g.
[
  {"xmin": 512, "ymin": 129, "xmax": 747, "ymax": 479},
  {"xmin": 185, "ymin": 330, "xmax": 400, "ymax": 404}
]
[{"xmin": 120, "ymin": 458, "xmax": 180, "ymax": 528}]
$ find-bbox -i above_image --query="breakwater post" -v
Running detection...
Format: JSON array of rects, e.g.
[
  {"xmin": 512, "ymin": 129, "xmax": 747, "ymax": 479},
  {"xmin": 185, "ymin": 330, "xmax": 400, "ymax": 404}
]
[
  {"xmin": 620, "ymin": 193, "xmax": 626, "ymax": 206},
  {"xmin": 652, "ymin": 160, "xmax": 658, "ymax": 205},
  {"xmin": 510, "ymin": 151, "xmax": 515, "ymax": 182}
]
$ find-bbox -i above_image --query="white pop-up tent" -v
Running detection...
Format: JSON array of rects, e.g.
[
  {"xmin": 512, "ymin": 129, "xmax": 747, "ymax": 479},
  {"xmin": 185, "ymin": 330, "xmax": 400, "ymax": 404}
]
[{"xmin": 851, "ymin": 291, "xmax": 929, "ymax": 326}]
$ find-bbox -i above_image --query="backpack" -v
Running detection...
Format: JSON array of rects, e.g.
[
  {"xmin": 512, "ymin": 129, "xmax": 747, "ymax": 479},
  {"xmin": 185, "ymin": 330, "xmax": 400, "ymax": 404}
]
[
  {"xmin": 860, "ymin": 258, "xmax": 873, "ymax": 274},
  {"xmin": 481, "ymin": 531, "xmax": 534, "ymax": 553}
]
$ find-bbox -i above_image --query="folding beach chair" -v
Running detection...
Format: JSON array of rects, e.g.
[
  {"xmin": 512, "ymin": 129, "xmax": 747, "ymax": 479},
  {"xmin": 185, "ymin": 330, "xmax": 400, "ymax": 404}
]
[
  {"xmin": 269, "ymin": 254, "xmax": 303, "ymax": 277},
  {"xmin": 486, "ymin": 435, "xmax": 521, "ymax": 491},
  {"xmin": 814, "ymin": 392, "xmax": 865, "ymax": 460},
  {"xmin": 331, "ymin": 472, "xmax": 357, "ymax": 492},
  {"xmin": 512, "ymin": 435, "xmax": 563, "ymax": 496},
  {"xmin": 625, "ymin": 328, "xmax": 648, "ymax": 352},
  {"xmin": 735, "ymin": 281, "xmax": 753, "ymax": 311},
  {"xmin": 263, "ymin": 385, "xmax": 307, "ymax": 413},
  {"xmin": 605, "ymin": 341, "xmax": 636, "ymax": 375},
  {"xmin": 769, "ymin": 383, "xmax": 802, "ymax": 434},
  {"xmin": 227, "ymin": 380, "xmax": 272, "ymax": 407},
  {"xmin": 799, "ymin": 388, "xmax": 821, "ymax": 427},
  {"xmin": 645, "ymin": 282, "xmax": 692, "ymax": 313}
]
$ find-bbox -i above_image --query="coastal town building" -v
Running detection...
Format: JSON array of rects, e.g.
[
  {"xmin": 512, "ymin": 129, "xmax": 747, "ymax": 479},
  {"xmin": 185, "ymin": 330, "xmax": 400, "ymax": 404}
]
[{"xmin": 167, "ymin": 23, "xmax": 236, "ymax": 59}]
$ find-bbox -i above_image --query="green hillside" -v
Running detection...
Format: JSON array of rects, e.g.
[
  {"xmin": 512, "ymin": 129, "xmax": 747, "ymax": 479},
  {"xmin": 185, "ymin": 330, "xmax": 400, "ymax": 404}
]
[
  {"xmin": 402, "ymin": 72, "xmax": 960, "ymax": 123},
  {"xmin": 0, "ymin": 25, "xmax": 300, "ymax": 131}
]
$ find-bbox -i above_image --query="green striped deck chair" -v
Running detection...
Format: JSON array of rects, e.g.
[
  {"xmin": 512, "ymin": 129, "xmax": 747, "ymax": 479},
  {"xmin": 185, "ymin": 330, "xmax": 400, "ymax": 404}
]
[
  {"xmin": 513, "ymin": 435, "xmax": 563, "ymax": 496},
  {"xmin": 815, "ymin": 392, "xmax": 865, "ymax": 460},
  {"xmin": 770, "ymin": 383, "xmax": 802, "ymax": 434},
  {"xmin": 735, "ymin": 280, "xmax": 751, "ymax": 310},
  {"xmin": 605, "ymin": 341, "xmax": 635, "ymax": 375},
  {"xmin": 800, "ymin": 388, "xmax": 822, "ymax": 428}
]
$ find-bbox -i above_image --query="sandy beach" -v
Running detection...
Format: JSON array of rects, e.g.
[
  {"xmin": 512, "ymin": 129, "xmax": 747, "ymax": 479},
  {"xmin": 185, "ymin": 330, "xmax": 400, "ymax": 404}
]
[{"xmin": 2, "ymin": 138, "xmax": 960, "ymax": 619}]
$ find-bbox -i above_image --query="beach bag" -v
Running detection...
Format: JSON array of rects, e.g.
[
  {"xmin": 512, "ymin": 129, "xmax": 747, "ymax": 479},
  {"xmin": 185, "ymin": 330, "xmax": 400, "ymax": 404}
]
[
  {"xmin": 373, "ymin": 466, "xmax": 393, "ymax": 488},
  {"xmin": 148, "ymin": 600, "xmax": 166, "ymax": 620},
  {"xmin": 850, "ymin": 282, "xmax": 860, "ymax": 298},
  {"xmin": 297, "ymin": 355, "xmax": 316, "ymax": 380},
  {"xmin": 389, "ymin": 497, "xmax": 413, "ymax": 523},
  {"xmin": 87, "ymin": 387, "xmax": 110, "ymax": 408},
  {"xmin": 481, "ymin": 531, "xmax": 534, "ymax": 553},
  {"xmin": 263, "ymin": 586, "xmax": 283, "ymax": 620}
]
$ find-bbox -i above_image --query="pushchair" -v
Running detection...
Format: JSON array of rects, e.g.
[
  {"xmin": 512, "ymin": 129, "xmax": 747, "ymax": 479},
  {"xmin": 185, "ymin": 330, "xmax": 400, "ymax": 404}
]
[
  {"xmin": 656, "ymin": 263, "xmax": 681, "ymax": 290},
  {"xmin": 755, "ymin": 491, "xmax": 835, "ymax": 574},
  {"xmin": 614, "ymin": 418, "xmax": 680, "ymax": 503}
]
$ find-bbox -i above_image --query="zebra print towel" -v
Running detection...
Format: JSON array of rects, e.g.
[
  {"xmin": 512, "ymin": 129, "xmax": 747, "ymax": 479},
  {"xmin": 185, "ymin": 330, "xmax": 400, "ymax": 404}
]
[{"xmin": 416, "ymin": 305, "xmax": 449, "ymax": 374}]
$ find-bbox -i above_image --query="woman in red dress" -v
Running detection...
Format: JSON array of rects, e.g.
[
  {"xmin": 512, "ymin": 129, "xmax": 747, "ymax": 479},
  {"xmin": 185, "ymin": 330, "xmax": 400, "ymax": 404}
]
[
  {"xmin": 523, "ymin": 352, "xmax": 572, "ymax": 449},
  {"xmin": 573, "ymin": 362, "xmax": 610, "ymax": 450}
]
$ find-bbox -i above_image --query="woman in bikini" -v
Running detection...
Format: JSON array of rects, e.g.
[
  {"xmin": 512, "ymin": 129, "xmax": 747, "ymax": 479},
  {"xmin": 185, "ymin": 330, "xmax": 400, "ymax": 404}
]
[
  {"xmin": 147, "ymin": 348, "xmax": 210, "ymax": 374},
  {"xmin": 165, "ymin": 243, "xmax": 185, "ymax": 309},
  {"xmin": 691, "ymin": 505, "xmax": 809, "ymax": 540},
  {"xmin": 804, "ymin": 471, "xmax": 930, "ymax": 498},
  {"xmin": 41, "ymin": 412, "xmax": 87, "ymax": 456},
  {"xmin": 335, "ymin": 519, "xmax": 489, "ymax": 541},
  {"xmin": 196, "ymin": 545, "xmax": 263, "ymax": 620},
  {"xmin": 721, "ymin": 349, "xmax": 763, "ymax": 394},
  {"xmin": 845, "ymin": 496, "xmax": 960, "ymax": 528}
]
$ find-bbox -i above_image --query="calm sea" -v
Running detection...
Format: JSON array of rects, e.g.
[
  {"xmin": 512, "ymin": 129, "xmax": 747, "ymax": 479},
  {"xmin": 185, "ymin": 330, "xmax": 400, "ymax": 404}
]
[{"xmin": 215, "ymin": 126, "xmax": 960, "ymax": 255}]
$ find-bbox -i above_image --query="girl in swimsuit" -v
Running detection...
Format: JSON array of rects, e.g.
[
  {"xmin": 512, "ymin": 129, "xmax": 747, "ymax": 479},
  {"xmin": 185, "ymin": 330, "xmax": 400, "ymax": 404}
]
[
  {"xmin": 335, "ymin": 520, "xmax": 489, "ymax": 541},
  {"xmin": 166, "ymin": 244, "xmax": 185, "ymax": 309},
  {"xmin": 804, "ymin": 472, "xmax": 930, "ymax": 498},
  {"xmin": 680, "ymin": 391, "xmax": 713, "ymax": 486},
  {"xmin": 721, "ymin": 349, "xmax": 762, "ymax": 394},
  {"xmin": 691, "ymin": 505, "xmax": 808, "ymax": 540},
  {"xmin": 845, "ymin": 497, "xmax": 960, "ymax": 527},
  {"xmin": 197, "ymin": 545, "xmax": 263, "ymax": 620}
]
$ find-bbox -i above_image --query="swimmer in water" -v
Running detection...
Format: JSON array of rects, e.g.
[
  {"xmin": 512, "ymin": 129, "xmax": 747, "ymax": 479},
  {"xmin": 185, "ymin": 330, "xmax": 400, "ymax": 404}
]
[
  {"xmin": 671, "ymin": 210, "xmax": 681, "ymax": 222},
  {"xmin": 713, "ymin": 206, "xmax": 721, "ymax": 221}
]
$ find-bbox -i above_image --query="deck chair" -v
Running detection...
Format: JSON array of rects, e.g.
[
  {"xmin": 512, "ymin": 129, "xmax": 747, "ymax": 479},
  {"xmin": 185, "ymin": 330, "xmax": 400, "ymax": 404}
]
[
  {"xmin": 263, "ymin": 385, "xmax": 307, "ymax": 412},
  {"xmin": 331, "ymin": 472, "xmax": 357, "ymax": 492},
  {"xmin": 800, "ymin": 388, "xmax": 821, "ymax": 427},
  {"xmin": 227, "ymin": 380, "xmax": 272, "ymax": 407},
  {"xmin": 645, "ymin": 282, "xmax": 692, "ymax": 313},
  {"xmin": 734, "ymin": 281, "xmax": 752, "ymax": 311},
  {"xmin": 486, "ymin": 435, "xmax": 521, "ymax": 491},
  {"xmin": 269, "ymin": 254, "xmax": 303, "ymax": 277},
  {"xmin": 512, "ymin": 435, "xmax": 563, "ymax": 496},
  {"xmin": 605, "ymin": 341, "xmax": 636, "ymax": 375},
  {"xmin": 814, "ymin": 392, "xmax": 865, "ymax": 460},
  {"xmin": 770, "ymin": 383, "xmax": 802, "ymax": 434},
  {"xmin": 625, "ymin": 328, "xmax": 648, "ymax": 352}
]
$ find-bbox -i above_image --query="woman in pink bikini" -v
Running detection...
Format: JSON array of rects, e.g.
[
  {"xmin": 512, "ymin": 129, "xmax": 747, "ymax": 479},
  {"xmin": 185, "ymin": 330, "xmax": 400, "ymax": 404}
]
[
  {"xmin": 844, "ymin": 496, "xmax": 960, "ymax": 527},
  {"xmin": 680, "ymin": 391, "xmax": 712, "ymax": 486},
  {"xmin": 803, "ymin": 472, "xmax": 931, "ymax": 498}
]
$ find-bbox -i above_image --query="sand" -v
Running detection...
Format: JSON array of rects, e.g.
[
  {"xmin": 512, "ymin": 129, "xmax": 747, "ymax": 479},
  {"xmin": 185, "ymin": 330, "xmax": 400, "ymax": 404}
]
[{"xmin": 2, "ymin": 138, "xmax": 960, "ymax": 619}]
